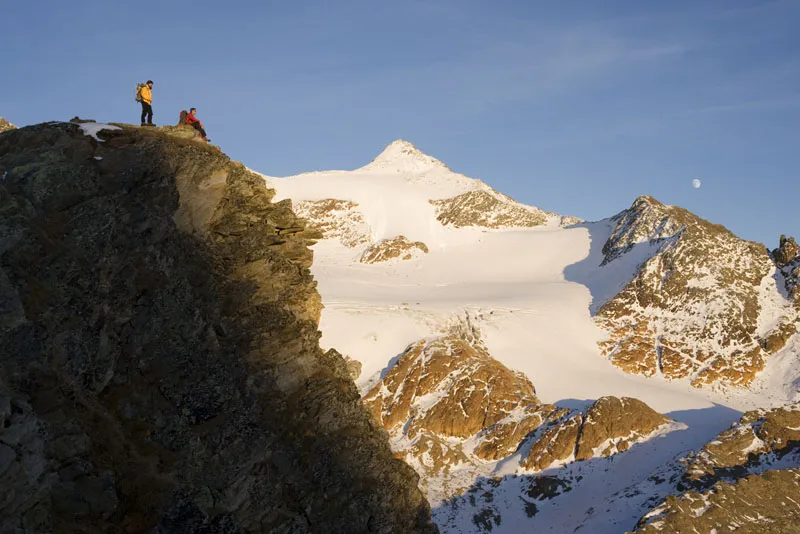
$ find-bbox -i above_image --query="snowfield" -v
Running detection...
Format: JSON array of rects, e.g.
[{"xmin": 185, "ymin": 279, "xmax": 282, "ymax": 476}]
[{"xmin": 261, "ymin": 140, "xmax": 800, "ymax": 533}]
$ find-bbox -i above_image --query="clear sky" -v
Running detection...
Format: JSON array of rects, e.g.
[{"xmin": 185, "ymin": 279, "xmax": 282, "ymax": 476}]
[{"xmin": 3, "ymin": 0, "xmax": 798, "ymax": 246}]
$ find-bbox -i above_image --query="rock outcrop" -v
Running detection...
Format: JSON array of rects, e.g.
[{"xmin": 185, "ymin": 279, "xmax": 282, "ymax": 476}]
[
  {"xmin": 683, "ymin": 404, "xmax": 800, "ymax": 487},
  {"xmin": 363, "ymin": 330, "xmax": 674, "ymax": 491},
  {"xmin": 0, "ymin": 122, "xmax": 437, "ymax": 533},
  {"xmin": 362, "ymin": 335, "xmax": 548, "ymax": 476},
  {"xmin": 0, "ymin": 117, "xmax": 15, "ymax": 133},
  {"xmin": 292, "ymin": 198, "xmax": 371, "ymax": 248},
  {"xmin": 430, "ymin": 189, "xmax": 555, "ymax": 229},
  {"xmin": 522, "ymin": 397, "xmax": 673, "ymax": 470},
  {"xmin": 597, "ymin": 195, "xmax": 791, "ymax": 387},
  {"xmin": 773, "ymin": 234, "xmax": 800, "ymax": 268},
  {"xmin": 360, "ymin": 235, "xmax": 429, "ymax": 264},
  {"xmin": 631, "ymin": 469, "xmax": 800, "ymax": 534},
  {"xmin": 632, "ymin": 404, "xmax": 800, "ymax": 533}
]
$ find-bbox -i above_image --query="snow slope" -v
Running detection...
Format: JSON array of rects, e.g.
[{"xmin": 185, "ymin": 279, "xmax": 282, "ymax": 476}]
[{"xmin": 261, "ymin": 140, "xmax": 800, "ymax": 533}]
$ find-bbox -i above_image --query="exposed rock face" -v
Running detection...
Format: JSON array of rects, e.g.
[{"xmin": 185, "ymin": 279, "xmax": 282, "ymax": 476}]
[
  {"xmin": 0, "ymin": 117, "xmax": 15, "ymax": 133},
  {"xmin": 0, "ymin": 123, "xmax": 437, "ymax": 533},
  {"xmin": 521, "ymin": 397, "xmax": 672, "ymax": 470},
  {"xmin": 362, "ymin": 335, "xmax": 553, "ymax": 476},
  {"xmin": 633, "ymin": 404, "xmax": 800, "ymax": 533},
  {"xmin": 522, "ymin": 414, "xmax": 583, "ymax": 471},
  {"xmin": 360, "ymin": 235, "xmax": 429, "ymax": 264},
  {"xmin": 597, "ymin": 195, "xmax": 788, "ymax": 387},
  {"xmin": 430, "ymin": 189, "xmax": 556, "ymax": 229},
  {"xmin": 683, "ymin": 404, "xmax": 800, "ymax": 486},
  {"xmin": 773, "ymin": 235, "xmax": 800, "ymax": 307},
  {"xmin": 293, "ymin": 198, "xmax": 371, "ymax": 248},
  {"xmin": 576, "ymin": 396, "xmax": 670, "ymax": 460},
  {"xmin": 631, "ymin": 469, "xmax": 800, "ymax": 534},
  {"xmin": 773, "ymin": 234, "xmax": 800, "ymax": 268},
  {"xmin": 363, "ymin": 330, "xmax": 674, "ymax": 493},
  {"xmin": 157, "ymin": 124, "xmax": 209, "ymax": 145}
]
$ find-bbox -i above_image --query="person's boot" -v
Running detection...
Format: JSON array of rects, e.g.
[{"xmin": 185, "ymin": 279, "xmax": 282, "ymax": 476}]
[{"xmin": 141, "ymin": 122, "xmax": 146, "ymax": 126}]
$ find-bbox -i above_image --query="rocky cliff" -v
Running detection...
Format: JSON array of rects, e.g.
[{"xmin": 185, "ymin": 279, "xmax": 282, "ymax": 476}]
[
  {"xmin": 597, "ymin": 196, "xmax": 796, "ymax": 387},
  {"xmin": 0, "ymin": 122, "xmax": 437, "ymax": 533}
]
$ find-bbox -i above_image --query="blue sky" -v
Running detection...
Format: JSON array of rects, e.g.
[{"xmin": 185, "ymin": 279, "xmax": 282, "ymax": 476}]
[{"xmin": 3, "ymin": 0, "xmax": 798, "ymax": 246}]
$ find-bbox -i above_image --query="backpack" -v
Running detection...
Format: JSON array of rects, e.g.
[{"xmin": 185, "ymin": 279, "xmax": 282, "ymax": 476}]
[
  {"xmin": 178, "ymin": 110, "xmax": 188, "ymax": 125},
  {"xmin": 135, "ymin": 83, "xmax": 146, "ymax": 103}
]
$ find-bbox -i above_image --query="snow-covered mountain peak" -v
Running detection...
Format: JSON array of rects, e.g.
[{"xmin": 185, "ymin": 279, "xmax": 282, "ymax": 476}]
[{"xmin": 358, "ymin": 139, "xmax": 450, "ymax": 173}]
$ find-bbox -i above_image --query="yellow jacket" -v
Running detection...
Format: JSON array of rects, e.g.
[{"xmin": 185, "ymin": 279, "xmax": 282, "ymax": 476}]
[{"xmin": 140, "ymin": 85, "xmax": 152, "ymax": 104}]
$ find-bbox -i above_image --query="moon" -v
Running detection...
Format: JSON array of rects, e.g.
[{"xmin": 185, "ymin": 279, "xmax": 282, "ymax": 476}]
[{"xmin": 692, "ymin": 178, "xmax": 702, "ymax": 189}]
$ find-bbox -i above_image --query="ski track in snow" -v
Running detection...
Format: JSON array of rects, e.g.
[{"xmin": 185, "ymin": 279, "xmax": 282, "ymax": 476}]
[{"xmin": 260, "ymin": 144, "xmax": 800, "ymax": 533}]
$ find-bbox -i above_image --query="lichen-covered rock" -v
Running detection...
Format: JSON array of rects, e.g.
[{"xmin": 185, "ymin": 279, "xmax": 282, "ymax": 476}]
[
  {"xmin": 0, "ymin": 122, "xmax": 437, "ymax": 533},
  {"xmin": 157, "ymin": 124, "xmax": 208, "ymax": 143},
  {"xmin": 360, "ymin": 235, "xmax": 429, "ymax": 264},
  {"xmin": 597, "ymin": 196, "xmax": 782, "ymax": 387}
]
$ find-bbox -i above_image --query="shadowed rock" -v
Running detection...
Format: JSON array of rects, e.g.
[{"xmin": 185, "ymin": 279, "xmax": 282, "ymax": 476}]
[{"xmin": 0, "ymin": 122, "xmax": 437, "ymax": 533}]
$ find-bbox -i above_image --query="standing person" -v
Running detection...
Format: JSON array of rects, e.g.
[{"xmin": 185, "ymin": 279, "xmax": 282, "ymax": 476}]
[
  {"xmin": 140, "ymin": 80, "xmax": 154, "ymax": 126},
  {"xmin": 185, "ymin": 107, "xmax": 209, "ymax": 141}
]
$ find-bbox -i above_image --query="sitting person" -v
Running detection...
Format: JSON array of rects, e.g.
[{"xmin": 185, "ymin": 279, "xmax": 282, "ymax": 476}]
[{"xmin": 185, "ymin": 107, "xmax": 209, "ymax": 141}]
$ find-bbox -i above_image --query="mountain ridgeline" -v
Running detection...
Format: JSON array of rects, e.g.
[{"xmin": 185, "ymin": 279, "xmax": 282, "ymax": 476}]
[
  {"xmin": 263, "ymin": 138, "xmax": 800, "ymax": 533},
  {"xmin": 2, "ymin": 122, "xmax": 799, "ymax": 534},
  {"xmin": 0, "ymin": 122, "xmax": 437, "ymax": 533}
]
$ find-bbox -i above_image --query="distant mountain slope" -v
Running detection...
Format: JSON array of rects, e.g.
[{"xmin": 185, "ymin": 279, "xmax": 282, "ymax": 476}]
[
  {"xmin": 264, "ymin": 140, "xmax": 570, "ymax": 262},
  {"xmin": 261, "ymin": 139, "xmax": 800, "ymax": 534},
  {"xmin": 596, "ymin": 196, "xmax": 797, "ymax": 387}
]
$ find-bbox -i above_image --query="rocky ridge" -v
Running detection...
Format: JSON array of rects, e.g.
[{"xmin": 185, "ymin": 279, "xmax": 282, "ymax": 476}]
[
  {"xmin": 362, "ymin": 326, "xmax": 677, "ymax": 499},
  {"xmin": 630, "ymin": 404, "xmax": 800, "ymax": 533},
  {"xmin": 597, "ymin": 195, "xmax": 797, "ymax": 387},
  {"xmin": 429, "ymin": 188, "xmax": 559, "ymax": 230},
  {"xmin": 0, "ymin": 122, "xmax": 437, "ymax": 533}
]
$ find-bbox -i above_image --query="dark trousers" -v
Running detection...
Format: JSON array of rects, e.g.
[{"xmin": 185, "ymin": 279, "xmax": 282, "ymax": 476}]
[
  {"xmin": 190, "ymin": 122, "xmax": 207, "ymax": 138},
  {"xmin": 140, "ymin": 102, "xmax": 153, "ymax": 124}
]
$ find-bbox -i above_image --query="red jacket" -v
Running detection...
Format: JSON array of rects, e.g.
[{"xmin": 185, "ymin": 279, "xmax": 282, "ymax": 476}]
[{"xmin": 186, "ymin": 112, "xmax": 202, "ymax": 126}]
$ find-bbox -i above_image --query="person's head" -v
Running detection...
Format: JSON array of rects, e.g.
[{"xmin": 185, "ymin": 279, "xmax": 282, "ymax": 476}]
[
  {"xmin": 190, "ymin": 107, "xmax": 197, "ymax": 114},
  {"xmin": 146, "ymin": 80, "xmax": 153, "ymax": 87}
]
